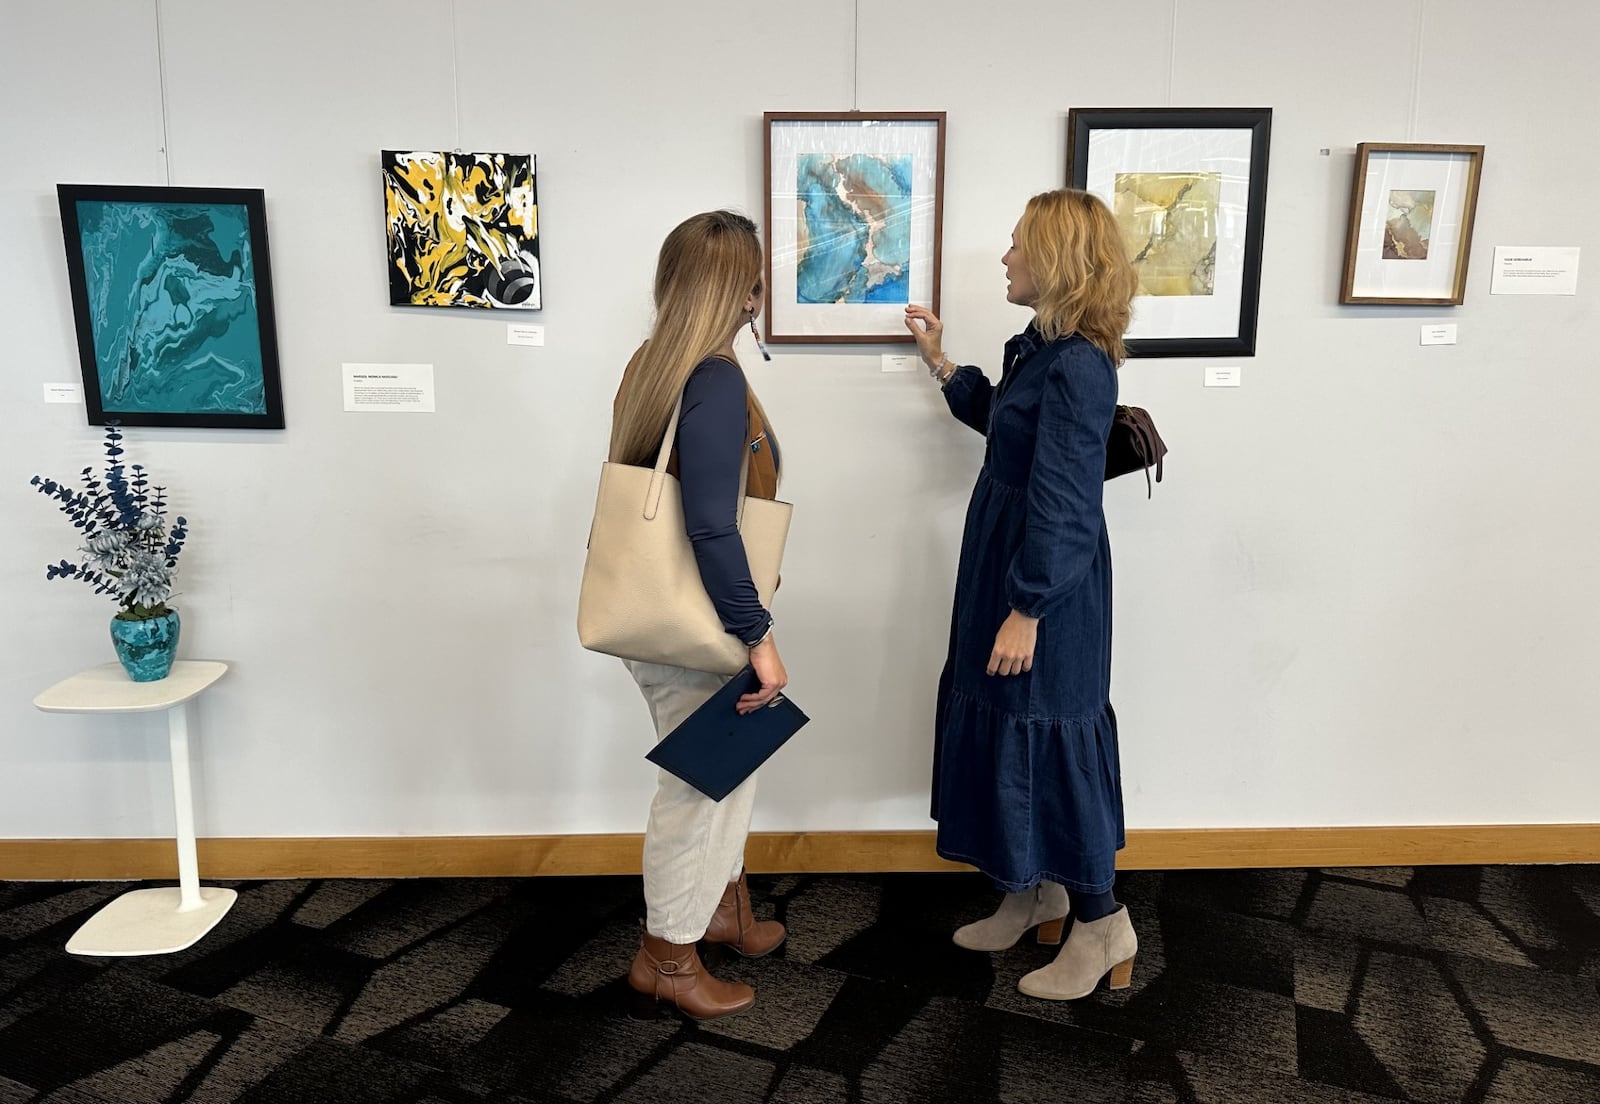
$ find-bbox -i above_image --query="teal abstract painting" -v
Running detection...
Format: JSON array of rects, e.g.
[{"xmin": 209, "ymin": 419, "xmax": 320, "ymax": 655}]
[{"xmin": 57, "ymin": 184, "xmax": 285, "ymax": 429}]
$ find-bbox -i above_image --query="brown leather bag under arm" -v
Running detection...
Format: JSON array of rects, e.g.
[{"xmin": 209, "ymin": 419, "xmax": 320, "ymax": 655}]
[{"xmin": 1104, "ymin": 405, "xmax": 1167, "ymax": 498}]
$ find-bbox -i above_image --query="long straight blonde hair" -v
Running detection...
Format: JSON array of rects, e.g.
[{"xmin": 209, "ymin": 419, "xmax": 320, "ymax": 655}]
[
  {"xmin": 1016, "ymin": 189, "xmax": 1140, "ymax": 364},
  {"xmin": 609, "ymin": 210, "xmax": 776, "ymax": 467}
]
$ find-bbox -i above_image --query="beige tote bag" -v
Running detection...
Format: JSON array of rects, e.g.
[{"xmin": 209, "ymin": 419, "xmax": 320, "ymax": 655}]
[{"xmin": 577, "ymin": 390, "xmax": 792, "ymax": 675}]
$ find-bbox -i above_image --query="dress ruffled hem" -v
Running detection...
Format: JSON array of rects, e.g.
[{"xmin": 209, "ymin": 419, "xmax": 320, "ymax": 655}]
[
  {"xmin": 933, "ymin": 844, "xmax": 1120, "ymax": 894},
  {"xmin": 942, "ymin": 683, "xmax": 1110, "ymax": 726},
  {"xmin": 931, "ymin": 686, "xmax": 1125, "ymax": 894}
]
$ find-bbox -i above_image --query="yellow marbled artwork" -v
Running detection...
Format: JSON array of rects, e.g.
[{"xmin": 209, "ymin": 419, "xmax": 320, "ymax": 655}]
[
  {"xmin": 1113, "ymin": 172, "xmax": 1221, "ymax": 296},
  {"xmin": 382, "ymin": 150, "xmax": 540, "ymax": 309}
]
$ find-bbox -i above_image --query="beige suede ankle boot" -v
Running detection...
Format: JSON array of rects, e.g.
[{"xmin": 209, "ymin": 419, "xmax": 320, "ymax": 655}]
[
  {"xmin": 1018, "ymin": 905, "xmax": 1137, "ymax": 1000},
  {"xmin": 952, "ymin": 882, "xmax": 1070, "ymax": 952}
]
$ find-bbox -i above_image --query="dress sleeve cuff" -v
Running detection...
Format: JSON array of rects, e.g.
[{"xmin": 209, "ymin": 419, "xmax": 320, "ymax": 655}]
[
  {"xmin": 741, "ymin": 615, "xmax": 774, "ymax": 649},
  {"xmin": 1005, "ymin": 583, "xmax": 1048, "ymax": 621},
  {"xmin": 941, "ymin": 364, "xmax": 977, "ymax": 393}
]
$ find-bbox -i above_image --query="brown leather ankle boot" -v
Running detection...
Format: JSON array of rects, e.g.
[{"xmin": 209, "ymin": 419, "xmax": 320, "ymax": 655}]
[
  {"xmin": 627, "ymin": 930, "xmax": 755, "ymax": 1021},
  {"xmin": 703, "ymin": 873, "xmax": 786, "ymax": 958}
]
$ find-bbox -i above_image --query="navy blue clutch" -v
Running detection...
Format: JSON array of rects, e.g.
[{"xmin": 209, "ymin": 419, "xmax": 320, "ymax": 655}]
[{"xmin": 645, "ymin": 667, "xmax": 809, "ymax": 801}]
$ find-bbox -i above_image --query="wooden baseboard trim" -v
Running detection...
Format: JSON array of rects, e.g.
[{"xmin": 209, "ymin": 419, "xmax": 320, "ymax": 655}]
[{"xmin": 1, "ymin": 825, "xmax": 1596, "ymax": 880}]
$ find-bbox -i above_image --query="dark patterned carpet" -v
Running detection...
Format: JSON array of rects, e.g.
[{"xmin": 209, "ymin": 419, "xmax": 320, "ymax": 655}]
[{"xmin": 0, "ymin": 866, "xmax": 1598, "ymax": 1102}]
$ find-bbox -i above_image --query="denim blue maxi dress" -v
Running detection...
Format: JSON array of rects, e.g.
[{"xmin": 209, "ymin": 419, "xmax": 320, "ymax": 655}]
[{"xmin": 932, "ymin": 324, "xmax": 1125, "ymax": 894}]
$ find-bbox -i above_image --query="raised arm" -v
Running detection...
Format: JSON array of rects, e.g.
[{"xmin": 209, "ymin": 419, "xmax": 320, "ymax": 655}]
[
  {"xmin": 940, "ymin": 366, "xmax": 994, "ymax": 435},
  {"xmin": 905, "ymin": 304, "xmax": 993, "ymax": 435}
]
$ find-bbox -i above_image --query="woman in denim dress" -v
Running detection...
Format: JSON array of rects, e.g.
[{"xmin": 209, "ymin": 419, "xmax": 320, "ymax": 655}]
[{"xmin": 905, "ymin": 188, "xmax": 1140, "ymax": 1001}]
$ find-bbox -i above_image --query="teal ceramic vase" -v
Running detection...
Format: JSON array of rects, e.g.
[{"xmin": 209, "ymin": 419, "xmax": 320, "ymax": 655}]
[{"xmin": 110, "ymin": 610, "xmax": 180, "ymax": 682}]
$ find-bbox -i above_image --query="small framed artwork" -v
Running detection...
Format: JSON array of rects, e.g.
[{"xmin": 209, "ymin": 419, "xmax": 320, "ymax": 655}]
[
  {"xmin": 1339, "ymin": 142, "xmax": 1484, "ymax": 306},
  {"xmin": 382, "ymin": 150, "xmax": 541, "ymax": 310},
  {"xmin": 1067, "ymin": 107, "xmax": 1273, "ymax": 358},
  {"xmin": 763, "ymin": 111, "xmax": 945, "ymax": 343},
  {"xmin": 56, "ymin": 184, "xmax": 285, "ymax": 429}
]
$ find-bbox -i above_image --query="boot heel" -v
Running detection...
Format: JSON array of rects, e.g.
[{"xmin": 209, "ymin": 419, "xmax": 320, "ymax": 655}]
[
  {"xmin": 628, "ymin": 990, "xmax": 664, "ymax": 1020},
  {"xmin": 1108, "ymin": 955, "xmax": 1135, "ymax": 990},
  {"xmin": 1035, "ymin": 916, "xmax": 1067, "ymax": 946}
]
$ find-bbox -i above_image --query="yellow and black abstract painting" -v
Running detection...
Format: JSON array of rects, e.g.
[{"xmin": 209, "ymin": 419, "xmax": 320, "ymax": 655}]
[{"xmin": 382, "ymin": 150, "xmax": 540, "ymax": 309}]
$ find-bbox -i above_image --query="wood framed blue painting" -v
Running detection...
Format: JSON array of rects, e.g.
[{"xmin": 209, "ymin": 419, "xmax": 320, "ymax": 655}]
[
  {"xmin": 763, "ymin": 111, "xmax": 946, "ymax": 344},
  {"xmin": 56, "ymin": 184, "xmax": 285, "ymax": 428}
]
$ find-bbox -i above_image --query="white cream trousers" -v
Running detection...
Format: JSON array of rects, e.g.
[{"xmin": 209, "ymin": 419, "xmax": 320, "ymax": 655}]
[{"xmin": 624, "ymin": 659, "xmax": 757, "ymax": 943}]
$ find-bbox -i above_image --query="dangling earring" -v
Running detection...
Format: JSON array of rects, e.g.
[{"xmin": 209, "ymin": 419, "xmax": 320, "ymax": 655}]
[{"xmin": 748, "ymin": 308, "xmax": 771, "ymax": 362}]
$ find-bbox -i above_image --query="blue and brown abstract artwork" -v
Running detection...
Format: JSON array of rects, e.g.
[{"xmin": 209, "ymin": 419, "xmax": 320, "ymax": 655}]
[
  {"xmin": 795, "ymin": 153, "xmax": 912, "ymax": 305},
  {"xmin": 56, "ymin": 184, "xmax": 285, "ymax": 429},
  {"xmin": 762, "ymin": 112, "xmax": 945, "ymax": 342},
  {"xmin": 382, "ymin": 150, "xmax": 541, "ymax": 310}
]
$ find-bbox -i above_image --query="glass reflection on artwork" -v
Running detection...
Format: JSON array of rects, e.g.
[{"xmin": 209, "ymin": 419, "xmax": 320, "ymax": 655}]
[
  {"xmin": 1383, "ymin": 189, "xmax": 1434, "ymax": 261},
  {"xmin": 795, "ymin": 153, "xmax": 912, "ymax": 304},
  {"xmin": 1113, "ymin": 171, "xmax": 1221, "ymax": 297}
]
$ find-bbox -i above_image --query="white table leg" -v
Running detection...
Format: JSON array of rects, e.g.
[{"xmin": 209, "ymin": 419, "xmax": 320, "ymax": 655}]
[
  {"xmin": 64, "ymin": 701, "xmax": 237, "ymax": 956},
  {"xmin": 168, "ymin": 700, "xmax": 203, "ymax": 911}
]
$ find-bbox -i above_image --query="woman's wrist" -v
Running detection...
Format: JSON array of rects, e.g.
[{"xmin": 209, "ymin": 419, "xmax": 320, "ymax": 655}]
[
  {"xmin": 746, "ymin": 621, "xmax": 775, "ymax": 650},
  {"xmin": 927, "ymin": 353, "xmax": 956, "ymax": 383}
]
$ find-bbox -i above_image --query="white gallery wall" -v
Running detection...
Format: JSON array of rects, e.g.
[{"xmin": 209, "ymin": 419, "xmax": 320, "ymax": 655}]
[{"xmin": 2, "ymin": 0, "xmax": 1596, "ymax": 844}]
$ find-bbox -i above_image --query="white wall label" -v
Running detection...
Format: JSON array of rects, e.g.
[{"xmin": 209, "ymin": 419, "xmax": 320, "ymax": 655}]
[
  {"xmin": 880, "ymin": 354, "xmax": 919, "ymax": 373},
  {"xmin": 342, "ymin": 363, "xmax": 436, "ymax": 412},
  {"xmin": 43, "ymin": 383, "xmax": 83, "ymax": 404},
  {"xmin": 1204, "ymin": 365, "xmax": 1241, "ymax": 387},
  {"xmin": 1491, "ymin": 246, "xmax": 1580, "ymax": 295},
  {"xmin": 507, "ymin": 323, "xmax": 545, "ymax": 346},
  {"xmin": 1420, "ymin": 324, "xmax": 1458, "ymax": 346}
]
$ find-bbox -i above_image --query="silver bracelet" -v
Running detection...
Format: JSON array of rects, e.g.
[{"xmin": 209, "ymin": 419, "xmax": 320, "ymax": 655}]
[
  {"xmin": 928, "ymin": 355, "xmax": 955, "ymax": 383},
  {"xmin": 747, "ymin": 621, "xmax": 774, "ymax": 649}
]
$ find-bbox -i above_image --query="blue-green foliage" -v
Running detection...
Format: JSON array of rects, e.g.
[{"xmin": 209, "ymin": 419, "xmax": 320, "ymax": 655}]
[{"xmin": 30, "ymin": 424, "xmax": 191, "ymax": 619}]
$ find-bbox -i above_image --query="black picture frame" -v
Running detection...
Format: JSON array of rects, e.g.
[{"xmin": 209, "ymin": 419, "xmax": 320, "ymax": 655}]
[
  {"xmin": 56, "ymin": 183, "xmax": 285, "ymax": 428},
  {"xmin": 1067, "ymin": 108, "xmax": 1272, "ymax": 358}
]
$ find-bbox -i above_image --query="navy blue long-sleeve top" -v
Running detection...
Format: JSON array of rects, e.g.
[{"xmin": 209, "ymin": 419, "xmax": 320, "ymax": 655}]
[{"xmin": 677, "ymin": 356, "xmax": 777, "ymax": 647}]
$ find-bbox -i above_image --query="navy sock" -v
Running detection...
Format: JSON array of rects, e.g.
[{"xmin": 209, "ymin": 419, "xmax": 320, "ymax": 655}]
[{"xmin": 1067, "ymin": 887, "xmax": 1118, "ymax": 924}]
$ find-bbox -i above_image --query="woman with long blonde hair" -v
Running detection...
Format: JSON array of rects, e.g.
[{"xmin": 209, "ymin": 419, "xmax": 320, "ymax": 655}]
[
  {"xmin": 904, "ymin": 188, "xmax": 1142, "ymax": 1002},
  {"xmin": 613, "ymin": 210, "xmax": 788, "ymax": 1021}
]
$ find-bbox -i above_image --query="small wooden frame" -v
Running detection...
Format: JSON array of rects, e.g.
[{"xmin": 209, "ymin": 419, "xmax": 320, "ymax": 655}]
[
  {"xmin": 762, "ymin": 111, "xmax": 946, "ymax": 344},
  {"xmin": 1339, "ymin": 142, "xmax": 1485, "ymax": 306}
]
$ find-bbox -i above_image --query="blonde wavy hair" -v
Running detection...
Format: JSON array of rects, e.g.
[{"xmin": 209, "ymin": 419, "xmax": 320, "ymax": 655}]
[
  {"xmin": 609, "ymin": 210, "xmax": 775, "ymax": 467},
  {"xmin": 1016, "ymin": 189, "xmax": 1139, "ymax": 364}
]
